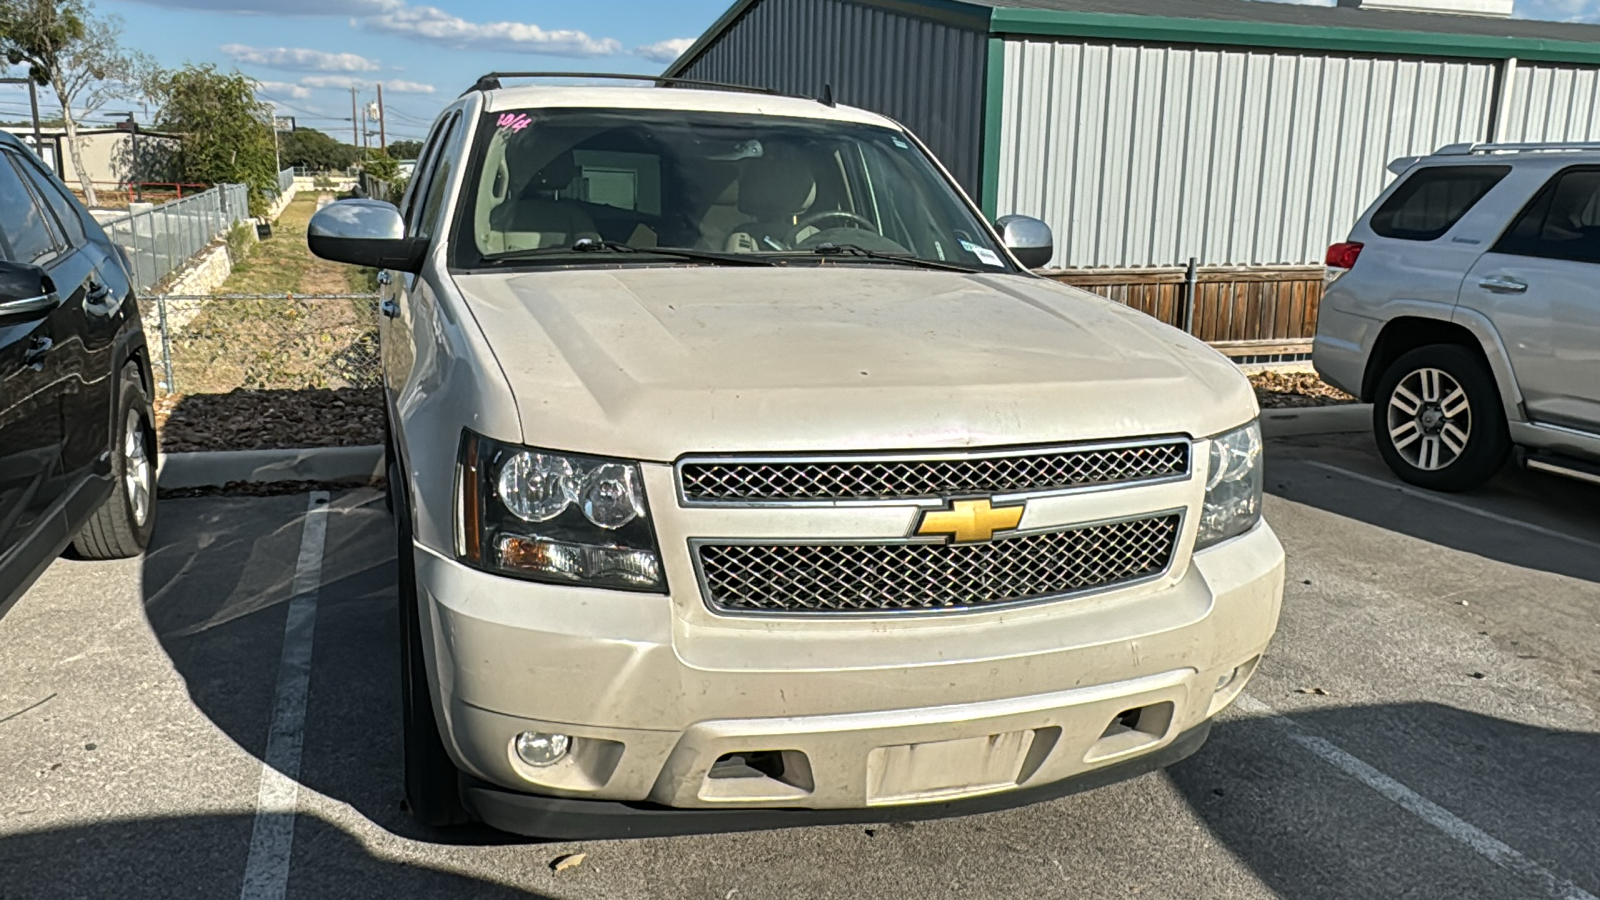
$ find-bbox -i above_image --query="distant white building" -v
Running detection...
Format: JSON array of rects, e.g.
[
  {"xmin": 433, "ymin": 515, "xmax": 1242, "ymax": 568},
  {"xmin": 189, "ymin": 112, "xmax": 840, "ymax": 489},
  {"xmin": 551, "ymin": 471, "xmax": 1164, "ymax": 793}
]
[{"xmin": 12, "ymin": 126, "xmax": 182, "ymax": 191}]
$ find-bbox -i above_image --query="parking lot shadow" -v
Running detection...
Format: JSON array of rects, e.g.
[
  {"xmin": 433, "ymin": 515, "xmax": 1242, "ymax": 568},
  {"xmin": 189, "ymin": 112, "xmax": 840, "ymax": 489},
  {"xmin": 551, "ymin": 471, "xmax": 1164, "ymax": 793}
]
[
  {"xmin": 1171, "ymin": 701, "xmax": 1600, "ymax": 899},
  {"xmin": 1266, "ymin": 434, "xmax": 1600, "ymax": 586},
  {"xmin": 138, "ymin": 489, "xmax": 511, "ymax": 847},
  {"xmin": 0, "ymin": 812, "xmax": 551, "ymax": 899}
]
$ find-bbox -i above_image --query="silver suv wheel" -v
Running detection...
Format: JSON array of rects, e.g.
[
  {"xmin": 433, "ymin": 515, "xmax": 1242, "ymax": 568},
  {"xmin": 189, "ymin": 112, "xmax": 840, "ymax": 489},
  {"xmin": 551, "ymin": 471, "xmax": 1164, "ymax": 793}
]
[{"xmin": 1386, "ymin": 367, "xmax": 1472, "ymax": 471}]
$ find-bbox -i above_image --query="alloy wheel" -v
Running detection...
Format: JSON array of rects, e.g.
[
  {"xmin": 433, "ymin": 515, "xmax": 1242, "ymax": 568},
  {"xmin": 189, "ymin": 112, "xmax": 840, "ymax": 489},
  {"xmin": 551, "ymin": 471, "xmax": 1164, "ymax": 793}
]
[
  {"xmin": 125, "ymin": 409, "xmax": 153, "ymax": 526},
  {"xmin": 1386, "ymin": 367, "xmax": 1472, "ymax": 471}
]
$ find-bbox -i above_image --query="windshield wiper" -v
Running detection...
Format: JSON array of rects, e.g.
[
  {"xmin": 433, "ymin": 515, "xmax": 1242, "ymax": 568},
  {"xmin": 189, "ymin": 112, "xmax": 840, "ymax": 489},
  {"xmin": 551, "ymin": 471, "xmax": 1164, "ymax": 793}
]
[
  {"xmin": 483, "ymin": 239, "xmax": 779, "ymax": 267},
  {"xmin": 805, "ymin": 242, "xmax": 988, "ymax": 273}
]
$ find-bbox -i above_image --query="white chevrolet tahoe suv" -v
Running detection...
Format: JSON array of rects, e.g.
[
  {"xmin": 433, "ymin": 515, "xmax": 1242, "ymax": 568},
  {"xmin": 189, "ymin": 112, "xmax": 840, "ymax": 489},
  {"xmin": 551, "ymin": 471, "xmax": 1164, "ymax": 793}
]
[
  {"xmin": 1316, "ymin": 141, "xmax": 1600, "ymax": 492},
  {"xmin": 307, "ymin": 74, "xmax": 1285, "ymax": 839}
]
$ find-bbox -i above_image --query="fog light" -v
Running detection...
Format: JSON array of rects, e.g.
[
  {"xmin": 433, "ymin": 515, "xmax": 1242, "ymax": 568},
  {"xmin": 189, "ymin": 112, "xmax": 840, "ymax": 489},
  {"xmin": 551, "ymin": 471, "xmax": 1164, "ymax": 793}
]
[
  {"xmin": 514, "ymin": 731, "xmax": 571, "ymax": 767},
  {"xmin": 1216, "ymin": 667, "xmax": 1240, "ymax": 691}
]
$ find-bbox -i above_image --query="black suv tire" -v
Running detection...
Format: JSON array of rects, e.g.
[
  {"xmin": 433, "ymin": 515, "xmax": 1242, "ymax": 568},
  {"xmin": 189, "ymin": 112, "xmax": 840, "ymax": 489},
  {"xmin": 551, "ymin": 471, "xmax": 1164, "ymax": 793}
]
[
  {"xmin": 1373, "ymin": 344, "xmax": 1510, "ymax": 492},
  {"xmin": 391, "ymin": 439, "xmax": 470, "ymax": 827},
  {"xmin": 73, "ymin": 363, "xmax": 157, "ymax": 559}
]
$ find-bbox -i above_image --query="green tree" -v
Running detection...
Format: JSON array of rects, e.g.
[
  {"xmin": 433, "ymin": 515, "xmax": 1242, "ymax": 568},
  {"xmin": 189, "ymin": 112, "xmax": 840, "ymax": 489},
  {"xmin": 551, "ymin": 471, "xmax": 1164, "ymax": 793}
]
[
  {"xmin": 0, "ymin": 0, "xmax": 152, "ymax": 206},
  {"xmin": 385, "ymin": 138, "xmax": 422, "ymax": 160},
  {"xmin": 361, "ymin": 147, "xmax": 397, "ymax": 180},
  {"xmin": 277, "ymin": 126, "xmax": 358, "ymax": 171},
  {"xmin": 148, "ymin": 64, "xmax": 275, "ymax": 215}
]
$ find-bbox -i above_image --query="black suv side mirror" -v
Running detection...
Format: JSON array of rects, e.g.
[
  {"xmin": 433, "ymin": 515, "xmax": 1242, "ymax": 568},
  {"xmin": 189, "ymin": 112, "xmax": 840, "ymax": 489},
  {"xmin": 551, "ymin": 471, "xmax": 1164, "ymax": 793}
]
[{"xmin": 0, "ymin": 260, "xmax": 58, "ymax": 320}]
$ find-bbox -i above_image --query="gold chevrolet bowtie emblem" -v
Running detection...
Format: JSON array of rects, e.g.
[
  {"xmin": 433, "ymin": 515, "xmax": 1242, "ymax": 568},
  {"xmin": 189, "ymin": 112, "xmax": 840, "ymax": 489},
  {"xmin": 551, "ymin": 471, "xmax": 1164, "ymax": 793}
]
[{"xmin": 915, "ymin": 498, "xmax": 1025, "ymax": 544}]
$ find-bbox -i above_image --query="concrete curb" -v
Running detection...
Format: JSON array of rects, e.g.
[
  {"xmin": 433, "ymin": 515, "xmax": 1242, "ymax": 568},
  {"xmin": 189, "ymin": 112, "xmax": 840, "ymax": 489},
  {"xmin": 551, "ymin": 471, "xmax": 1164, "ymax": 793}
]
[
  {"xmin": 158, "ymin": 445, "xmax": 384, "ymax": 490},
  {"xmin": 153, "ymin": 407, "xmax": 1370, "ymax": 489},
  {"xmin": 1261, "ymin": 404, "xmax": 1371, "ymax": 438}
]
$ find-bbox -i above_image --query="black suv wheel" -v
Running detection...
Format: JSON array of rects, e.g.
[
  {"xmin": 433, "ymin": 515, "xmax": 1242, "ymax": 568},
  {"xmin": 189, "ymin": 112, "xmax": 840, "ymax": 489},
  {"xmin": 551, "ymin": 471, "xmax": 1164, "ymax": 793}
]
[
  {"xmin": 1373, "ymin": 344, "xmax": 1510, "ymax": 492},
  {"xmin": 73, "ymin": 363, "xmax": 157, "ymax": 558}
]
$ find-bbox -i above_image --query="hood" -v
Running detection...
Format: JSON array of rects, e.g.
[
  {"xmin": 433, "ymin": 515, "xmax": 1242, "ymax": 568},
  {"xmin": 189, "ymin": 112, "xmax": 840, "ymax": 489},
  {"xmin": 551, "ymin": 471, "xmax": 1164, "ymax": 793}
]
[{"xmin": 455, "ymin": 266, "xmax": 1257, "ymax": 460}]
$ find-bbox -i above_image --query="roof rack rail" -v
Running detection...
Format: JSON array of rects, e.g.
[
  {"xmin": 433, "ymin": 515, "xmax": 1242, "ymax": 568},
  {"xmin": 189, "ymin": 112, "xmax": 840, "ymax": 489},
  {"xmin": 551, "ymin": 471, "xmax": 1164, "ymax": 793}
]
[
  {"xmin": 1436, "ymin": 141, "xmax": 1600, "ymax": 156},
  {"xmin": 463, "ymin": 72, "xmax": 781, "ymax": 97}
]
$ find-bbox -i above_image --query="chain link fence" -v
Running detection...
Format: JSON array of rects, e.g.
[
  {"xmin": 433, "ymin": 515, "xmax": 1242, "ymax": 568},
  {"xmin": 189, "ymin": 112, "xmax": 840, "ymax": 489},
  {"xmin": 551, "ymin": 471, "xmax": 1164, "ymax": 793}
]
[
  {"xmin": 144, "ymin": 293, "xmax": 382, "ymax": 396},
  {"xmin": 102, "ymin": 184, "xmax": 254, "ymax": 293}
]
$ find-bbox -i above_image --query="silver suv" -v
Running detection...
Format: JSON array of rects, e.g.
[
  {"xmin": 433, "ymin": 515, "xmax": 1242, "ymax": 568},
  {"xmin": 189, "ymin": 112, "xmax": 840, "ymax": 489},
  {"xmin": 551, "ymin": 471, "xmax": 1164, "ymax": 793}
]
[{"xmin": 1315, "ymin": 141, "xmax": 1600, "ymax": 492}]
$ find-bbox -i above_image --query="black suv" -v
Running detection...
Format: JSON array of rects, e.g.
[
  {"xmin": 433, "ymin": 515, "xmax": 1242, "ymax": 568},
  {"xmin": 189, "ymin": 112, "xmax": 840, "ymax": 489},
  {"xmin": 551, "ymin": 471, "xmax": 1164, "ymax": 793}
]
[{"xmin": 0, "ymin": 129, "xmax": 157, "ymax": 620}]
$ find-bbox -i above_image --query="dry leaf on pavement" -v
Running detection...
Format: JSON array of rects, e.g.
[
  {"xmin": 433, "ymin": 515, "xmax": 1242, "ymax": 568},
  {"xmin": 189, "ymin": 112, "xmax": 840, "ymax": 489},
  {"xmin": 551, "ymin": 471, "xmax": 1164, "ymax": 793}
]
[{"xmin": 550, "ymin": 852, "xmax": 587, "ymax": 874}]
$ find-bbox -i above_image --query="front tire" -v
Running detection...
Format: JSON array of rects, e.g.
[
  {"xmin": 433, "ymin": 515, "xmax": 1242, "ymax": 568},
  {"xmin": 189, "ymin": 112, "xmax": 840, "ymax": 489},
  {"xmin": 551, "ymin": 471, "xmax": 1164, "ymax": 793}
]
[
  {"xmin": 1373, "ymin": 344, "xmax": 1510, "ymax": 492},
  {"xmin": 392, "ymin": 440, "xmax": 469, "ymax": 827},
  {"xmin": 73, "ymin": 363, "xmax": 157, "ymax": 559}
]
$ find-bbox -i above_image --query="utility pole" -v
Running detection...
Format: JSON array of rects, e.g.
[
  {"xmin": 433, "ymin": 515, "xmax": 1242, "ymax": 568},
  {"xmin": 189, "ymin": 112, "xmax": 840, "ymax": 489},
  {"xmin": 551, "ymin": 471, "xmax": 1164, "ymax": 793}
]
[
  {"xmin": 376, "ymin": 83, "xmax": 386, "ymax": 151},
  {"xmin": 350, "ymin": 86, "xmax": 359, "ymax": 149},
  {"xmin": 360, "ymin": 102, "xmax": 368, "ymax": 153},
  {"xmin": 27, "ymin": 81, "xmax": 41, "ymax": 157}
]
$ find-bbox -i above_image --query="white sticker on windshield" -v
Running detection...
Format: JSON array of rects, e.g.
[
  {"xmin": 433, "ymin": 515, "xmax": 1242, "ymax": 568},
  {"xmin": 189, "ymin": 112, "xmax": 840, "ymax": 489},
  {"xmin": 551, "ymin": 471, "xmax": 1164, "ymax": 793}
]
[
  {"xmin": 974, "ymin": 248, "xmax": 1004, "ymax": 268},
  {"xmin": 892, "ymin": 136, "xmax": 910, "ymax": 149},
  {"xmin": 958, "ymin": 240, "xmax": 978, "ymax": 253}
]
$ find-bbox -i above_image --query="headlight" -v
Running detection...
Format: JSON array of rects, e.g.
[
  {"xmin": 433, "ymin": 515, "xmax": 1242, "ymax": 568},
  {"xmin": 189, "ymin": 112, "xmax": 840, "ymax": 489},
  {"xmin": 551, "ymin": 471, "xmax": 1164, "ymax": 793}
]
[
  {"xmin": 1195, "ymin": 421, "xmax": 1263, "ymax": 550},
  {"xmin": 459, "ymin": 432, "xmax": 664, "ymax": 591}
]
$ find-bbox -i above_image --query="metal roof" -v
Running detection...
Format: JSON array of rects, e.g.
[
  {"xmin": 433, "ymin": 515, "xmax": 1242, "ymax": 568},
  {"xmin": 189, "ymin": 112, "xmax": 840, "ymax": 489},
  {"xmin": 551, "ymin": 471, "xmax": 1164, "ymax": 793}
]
[
  {"xmin": 667, "ymin": 0, "xmax": 1600, "ymax": 75},
  {"xmin": 972, "ymin": 0, "xmax": 1600, "ymax": 43}
]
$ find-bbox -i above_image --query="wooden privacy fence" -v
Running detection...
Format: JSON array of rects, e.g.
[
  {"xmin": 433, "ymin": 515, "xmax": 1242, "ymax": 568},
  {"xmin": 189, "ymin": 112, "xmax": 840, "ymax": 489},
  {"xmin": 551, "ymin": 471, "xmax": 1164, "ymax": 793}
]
[{"xmin": 1043, "ymin": 265, "xmax": 1326, "ymax": 350}]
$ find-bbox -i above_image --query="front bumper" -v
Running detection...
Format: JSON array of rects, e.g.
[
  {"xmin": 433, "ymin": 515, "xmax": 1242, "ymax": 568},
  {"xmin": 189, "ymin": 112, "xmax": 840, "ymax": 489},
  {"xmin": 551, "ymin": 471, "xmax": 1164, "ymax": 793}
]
[
  {"xmin": 412, "ymin": 515, "xmax": 1283, "ymax": 818},
  {"xmin": 462, "ymin": 720, "xmax": 1213, "ymax": 840}
]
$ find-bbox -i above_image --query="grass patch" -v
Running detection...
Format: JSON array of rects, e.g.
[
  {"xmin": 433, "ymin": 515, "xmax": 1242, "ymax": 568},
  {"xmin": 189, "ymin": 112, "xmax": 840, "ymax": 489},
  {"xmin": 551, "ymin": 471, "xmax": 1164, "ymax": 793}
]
[
  {"xmin": 215, "ymin": 194, "xmax": 372, "ymax": 295},
  {"xmin": 161, "ymin": 192, "xmax": 381, "ymax": 395}
]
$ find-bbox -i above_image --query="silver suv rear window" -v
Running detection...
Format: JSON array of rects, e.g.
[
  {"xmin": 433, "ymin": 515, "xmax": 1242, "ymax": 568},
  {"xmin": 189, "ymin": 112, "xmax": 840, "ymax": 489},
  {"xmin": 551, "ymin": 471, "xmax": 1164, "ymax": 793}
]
[{"xmin": 1370, "ymin": 165, "xmax": 1509, "ymax": 242}]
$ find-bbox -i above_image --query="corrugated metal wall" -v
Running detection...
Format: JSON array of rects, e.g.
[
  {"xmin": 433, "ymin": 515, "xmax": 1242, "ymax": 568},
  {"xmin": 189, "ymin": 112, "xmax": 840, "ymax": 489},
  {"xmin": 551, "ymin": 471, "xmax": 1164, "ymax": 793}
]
[
  {"xmin": 1501, "ymin": 63, "xmax": 1600, "ymax": 142},
  {"xmin": 995, "ymin": 40, "xmax": 1498, "ymax": 269},
  {"xmin": 674, "ymin": 0, "xmax": 988, "ymax": 196}
]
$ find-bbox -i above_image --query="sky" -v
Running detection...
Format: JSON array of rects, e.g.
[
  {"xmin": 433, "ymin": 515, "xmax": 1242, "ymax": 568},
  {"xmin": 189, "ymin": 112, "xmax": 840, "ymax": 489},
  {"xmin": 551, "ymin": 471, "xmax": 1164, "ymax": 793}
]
[{"xmin": 0, "ymin": 0, "xmax": 1598, "ymax": 149}]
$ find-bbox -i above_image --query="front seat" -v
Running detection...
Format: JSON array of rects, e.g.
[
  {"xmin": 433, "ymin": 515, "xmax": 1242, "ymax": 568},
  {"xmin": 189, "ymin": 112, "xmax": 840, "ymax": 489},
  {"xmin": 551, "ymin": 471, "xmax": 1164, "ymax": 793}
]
[
  {"xmin": 498, "ymin": 152, "xmax": 599, "ymax": 249},
  {"xmin": 725, "ymin": 146, "xmax": 815, "ymax": 253}
]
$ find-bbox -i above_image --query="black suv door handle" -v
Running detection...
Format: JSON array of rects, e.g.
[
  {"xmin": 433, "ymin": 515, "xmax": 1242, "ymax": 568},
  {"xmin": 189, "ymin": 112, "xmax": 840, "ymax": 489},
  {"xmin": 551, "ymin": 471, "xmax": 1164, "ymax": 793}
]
[{"xmin": 23, "ymin": 336, "xmax": 52, "ymax": 370}]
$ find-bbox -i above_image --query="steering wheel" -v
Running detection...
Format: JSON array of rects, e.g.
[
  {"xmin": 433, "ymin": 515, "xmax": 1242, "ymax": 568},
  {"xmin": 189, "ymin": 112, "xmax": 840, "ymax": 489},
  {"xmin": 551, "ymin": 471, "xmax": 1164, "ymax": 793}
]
[{"xmin": 795, "ymin": 209, "xmax": 876, "ymax": 232}]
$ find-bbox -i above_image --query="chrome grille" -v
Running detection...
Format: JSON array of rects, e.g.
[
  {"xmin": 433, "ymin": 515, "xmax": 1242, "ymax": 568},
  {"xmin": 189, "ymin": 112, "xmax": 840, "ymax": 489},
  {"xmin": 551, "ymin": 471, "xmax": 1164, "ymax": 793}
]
[
  {"xmin": 697, "ymin": 514, "xmax": 1181, "ymax": 615},
  {"xmin": 679, "ymin": 441, "xmax": 1189, "ymax": 503}
]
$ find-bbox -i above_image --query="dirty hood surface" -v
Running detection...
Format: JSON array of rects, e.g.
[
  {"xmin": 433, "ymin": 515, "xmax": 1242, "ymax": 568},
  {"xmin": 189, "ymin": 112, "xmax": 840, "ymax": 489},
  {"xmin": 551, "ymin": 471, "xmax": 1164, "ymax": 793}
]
[{"xmin": 455, "ymin": 266, "xmax": 1257, "ymax": 460}]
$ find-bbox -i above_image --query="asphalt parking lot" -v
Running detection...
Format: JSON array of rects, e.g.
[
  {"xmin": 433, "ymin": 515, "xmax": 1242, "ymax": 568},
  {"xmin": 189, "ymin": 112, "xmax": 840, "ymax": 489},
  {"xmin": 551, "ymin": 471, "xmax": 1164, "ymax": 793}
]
[{"xmin": 2, "ymin": 431, "xmax": 1598, "ymax": 900}]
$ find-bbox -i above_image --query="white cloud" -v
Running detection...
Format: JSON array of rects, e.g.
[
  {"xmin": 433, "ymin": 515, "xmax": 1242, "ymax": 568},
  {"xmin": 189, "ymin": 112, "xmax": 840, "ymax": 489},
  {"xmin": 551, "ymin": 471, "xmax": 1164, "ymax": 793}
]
[
  {"xmin": 295, "ymin": 75, "xmax": 435, "ymax": 94},
  {"xmin": 635, "ymin": 37, "xmax": 695, "ymax": 64},
  {"xmin": 360, "ymin": 4, "xmax": 622, "ymax": 56},
  {"xmin": 385, "ymin": 80, "xmax": 436, "ymax": 94},
  {"xmin": 222, "ymin": 44, "xmax": 382, "ymax": 72},
  {"xmin": 256, "ymin": 80, "xmax": 313, "ymax": 99}
]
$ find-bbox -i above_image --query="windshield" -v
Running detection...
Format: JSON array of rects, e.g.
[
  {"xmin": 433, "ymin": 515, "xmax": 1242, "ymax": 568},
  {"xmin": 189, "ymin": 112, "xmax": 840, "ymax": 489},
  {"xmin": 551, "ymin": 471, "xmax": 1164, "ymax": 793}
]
[{"xmin": 452, "ymin": 107, "xmax": 1012, "ymax": 272}]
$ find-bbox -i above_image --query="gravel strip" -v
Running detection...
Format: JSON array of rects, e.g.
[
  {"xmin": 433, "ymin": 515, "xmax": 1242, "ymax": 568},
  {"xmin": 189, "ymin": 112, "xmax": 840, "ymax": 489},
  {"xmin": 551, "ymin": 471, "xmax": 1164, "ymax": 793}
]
[
  {"xmin": 159, "ymin": 479, "xmax": 384, "ymax": 500},
  {"xmin": 155, "ymin": 388, "xmax": 386, "ymax": 453},
  {"xmin": 1251, "ymin": 371, "xmax": 1357, "ymax": 409}
]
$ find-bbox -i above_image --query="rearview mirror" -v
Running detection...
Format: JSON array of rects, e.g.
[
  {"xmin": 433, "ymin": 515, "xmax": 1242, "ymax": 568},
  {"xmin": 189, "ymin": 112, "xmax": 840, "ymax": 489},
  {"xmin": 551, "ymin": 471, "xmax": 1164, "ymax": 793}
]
[
  {"xmin": 995, "ymin": 215, "xmax": 1054, "ymax": 270},
  {"xmin": 307, "ymin": 199, "xmax": 426, "ymax": 272},
  {"xmin": 0, "ymin": 260, "xmax": 58, "ymax": 320}
]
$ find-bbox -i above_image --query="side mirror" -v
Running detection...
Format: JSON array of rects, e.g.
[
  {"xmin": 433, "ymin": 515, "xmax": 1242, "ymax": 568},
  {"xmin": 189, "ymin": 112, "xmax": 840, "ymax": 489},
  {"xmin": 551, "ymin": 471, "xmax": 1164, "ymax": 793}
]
[
  {"xmin": 0, "ymin": 260, "xmax": 58, "ymax": 320},
  {"xmin": 307, "ymin": 199, "xmax": 426, "ymax": 272},
  {"xmin": 995, "ymin": 215, "xmax": 1054, "ymax": 270}
]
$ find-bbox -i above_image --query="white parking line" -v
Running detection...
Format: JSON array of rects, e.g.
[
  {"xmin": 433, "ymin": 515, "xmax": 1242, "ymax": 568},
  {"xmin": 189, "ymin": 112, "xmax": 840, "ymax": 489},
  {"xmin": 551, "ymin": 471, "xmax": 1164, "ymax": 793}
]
[
  {"xmin": 239, "ymin": 492, "xmax": 330, "ymax": 900},
  {"xmin": 1237, "ymin": 695, "xmax": 1599, "ymax": 900},
  {"xmin": 1302, "ymin": 460, "xmax": 1600, "ymax": 553}
]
